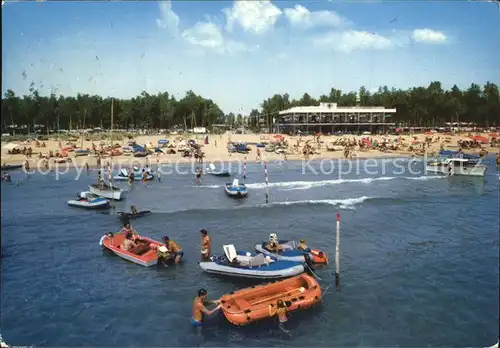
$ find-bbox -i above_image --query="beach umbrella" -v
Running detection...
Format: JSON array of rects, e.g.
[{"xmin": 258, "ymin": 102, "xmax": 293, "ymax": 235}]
[
  {"xmin": 488, "ymin": 133, "xmax": 499, "ymax": 138},
  {"xmin": 471, "ymin": 135, "xmax": 489, "ymax": 143},
  {"xmin": 424, "ymin": 131, "xmax": 432, "ymax": 135},
  {"xmin": 395, "ymin": 128, "xmax": 402, "ymax": 132}
]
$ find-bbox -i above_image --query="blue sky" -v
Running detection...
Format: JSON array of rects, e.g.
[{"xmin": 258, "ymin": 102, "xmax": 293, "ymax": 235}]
[{"xmin": 2, "ymin": 0, "xmax": 499, "ymax": 113}]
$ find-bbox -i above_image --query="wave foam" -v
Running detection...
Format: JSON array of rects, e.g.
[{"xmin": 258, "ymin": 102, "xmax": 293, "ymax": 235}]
[
  {"xmin": 193, "ymin": 175, "xmax": 444, "ymax": 190},
  {"xmin": 260, "ymin": 196, "xmax": 373, "ymax": 209}
]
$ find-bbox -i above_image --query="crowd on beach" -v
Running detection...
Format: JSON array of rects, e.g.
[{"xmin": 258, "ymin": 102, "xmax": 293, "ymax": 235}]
[{"xmin": 1, "ymin": 130, "xmax": 499, "ymax": 172}]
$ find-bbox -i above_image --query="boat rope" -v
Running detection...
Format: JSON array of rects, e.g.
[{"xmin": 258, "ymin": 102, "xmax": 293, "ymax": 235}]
[
  {"xmin": 99, "ymin": 235, "xmax": 107, "ymax": 246},
  {"xmin": 320, "ymin": 285, "xmax": 331, "ymax": 300},
  {"xmin": 304, "ymin": 261, "xmax": 322, "ymax": 281}
]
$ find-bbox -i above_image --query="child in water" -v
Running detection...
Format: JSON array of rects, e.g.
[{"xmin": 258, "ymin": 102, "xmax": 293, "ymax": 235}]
[{"xmin": 269, "ymin": 299, "xmax": 288, "ymax": 324}]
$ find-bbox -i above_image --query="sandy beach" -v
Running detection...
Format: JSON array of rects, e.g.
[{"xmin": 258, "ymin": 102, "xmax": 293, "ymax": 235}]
[{"xmin": 1, "ymin": 132, "xmax": 498, "ymax": 172}]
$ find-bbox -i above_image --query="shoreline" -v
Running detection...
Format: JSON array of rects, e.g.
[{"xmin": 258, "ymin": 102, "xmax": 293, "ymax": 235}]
[{"xmin": 2, "ymin": 154, "xmax": 417, "ymax": 174}]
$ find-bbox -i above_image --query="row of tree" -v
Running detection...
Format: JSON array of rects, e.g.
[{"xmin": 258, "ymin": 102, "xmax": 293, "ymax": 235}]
[
  {"xmin": 1, "ymin": 83, "xmax": 227, "ymax": 133},
  {"xmin": 2, "ymin": 81, "xmax": 499, "ymax": 134}
]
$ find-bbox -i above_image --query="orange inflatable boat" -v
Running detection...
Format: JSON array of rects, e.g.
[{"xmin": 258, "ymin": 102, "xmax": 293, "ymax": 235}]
[
  {"xmin": 99, "ymin": 232, "xmax": 167, "ymax": 267},
  {"xmin": 220, "ymin": 274, "xmax": 322, "ymax": 326},
  {"xmin": 310, "ymin": 249, "xmax": 328, "ymax": 265}
]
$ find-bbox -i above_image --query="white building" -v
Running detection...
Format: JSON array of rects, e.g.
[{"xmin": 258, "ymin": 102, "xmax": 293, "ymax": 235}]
[{"xmin": 277, "ymin": 102, "xmax": 396, "ymax": 134}]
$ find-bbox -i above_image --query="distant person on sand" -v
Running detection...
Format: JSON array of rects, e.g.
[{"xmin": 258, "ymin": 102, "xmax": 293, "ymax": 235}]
[
  {"xmin": 191, "ymin": 288, "xmax": 221, "ymax": 328},
  {"xmin": 256, "ymin": 148, "xmax": 261, "ymax": 161},
  {"xmin": 200, "ymin": 229, "xmax": 211, "ymax": 262}
]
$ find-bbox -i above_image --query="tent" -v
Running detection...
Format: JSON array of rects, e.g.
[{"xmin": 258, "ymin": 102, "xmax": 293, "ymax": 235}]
[
  {"xmin": 471, "ymin": 135, "xmax": 489, "ymax": 144},
  {"xmin": 2, "ymin": 142, "xmax": 21, "ymax": 150}
]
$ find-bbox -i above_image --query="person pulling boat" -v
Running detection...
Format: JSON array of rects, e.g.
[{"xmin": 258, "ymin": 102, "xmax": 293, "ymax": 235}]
[
  {"xmin": 296, "ymin": 239, "xmax": 310, "ymax": 252},
  {"xmin": 191, "ymin": 288, "xmax": 221, "ymax": 328},
  {"xmin": 269, "ymin": 299, "xmax": 288, "ymax": 324},
  {"xmin": 162, "ymin": 236, "xmax": 184, "ymax": 264}
]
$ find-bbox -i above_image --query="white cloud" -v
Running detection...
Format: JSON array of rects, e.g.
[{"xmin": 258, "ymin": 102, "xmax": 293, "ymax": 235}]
[
  {"xmin": 182, "ymin": 22, "xmax": 224, "ymax": 49},
  {"xmin": 223, "ymin": 1, "xmax": 282, "ymax": 35},
  {"xmin": 284, "ymin": 5, "xmax": 347, "ymax": 29},
  {"xmin": 181, "ymin": 22, "xmax": 258, "ymax": 54},
  {"xmin": 411, "ymin": 28, "xmax": 447, "ymax": 43},
  {"xmin": 156, "ymin": 1, "xmax": 180, "ymax": 37},
  {"xmin": 313, "ymin": 30, "xmax": 393, "ymax": 52}
]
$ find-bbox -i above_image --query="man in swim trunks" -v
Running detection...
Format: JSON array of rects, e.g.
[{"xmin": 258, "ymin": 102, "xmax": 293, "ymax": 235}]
[
  {"xmin": 192, "ymin": 288, "xmax": 221, "ymax": 327},
  {"xmin": 163, "ymin": 236, "xmax": 183, "ymax": 264},
  {"xmin": 200, "ymin": 229, "xmax": 211, "ymax": 262}
]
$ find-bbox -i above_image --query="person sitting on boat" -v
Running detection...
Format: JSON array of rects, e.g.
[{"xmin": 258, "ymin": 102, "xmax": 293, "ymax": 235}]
[
  {"xmin": 130, "ymin": 205, "xmax": 138, "ymax": 215},
  {"xmin": 297, "ymin": 239, "xmax": 311, "ymax": 253},
  {"xmin": 191, "ymin": 288, "xmax": 221, "ymax": 328},
  {"xmin": 121, "ymin": 233, "xmax": 150, "ymax": 255},
  {"xmin": 162, "ymin": 236, "xmax": 184, "ymax": 264},
  {"xmin": 200, "ymin": 229, "xmax": 211, "ymax": 262},
  {"xmin": 268, "ymin": 299, "xmax": 288, "ymax": 324},
  {"xmin": 120, "ymin": 223, "xmax": 138, "ymax": 240},
  {"xmin": 264, "ymin": 233, "xmax": 283, "ymax": 253}
]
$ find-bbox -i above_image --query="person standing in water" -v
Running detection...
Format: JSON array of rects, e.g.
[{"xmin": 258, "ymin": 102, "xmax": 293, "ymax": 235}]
[
  {"xmin": 191, "ymin": 289, "xmax": 221, "ymax": 328},
  {"xmin": 85, "ymin": 162, "xmax": 90, "ymax": 175},
  {"xmin": 269, "ymin": 299, "xmax": 288, "ymax": 325},
  {"xmin": 141, "ymin": 169, "xmax": 148, "ymax": 185},
  {"xmin": 195, "ymin": 167, "xmax": 202, "ymax": 185},
  {"xmin": 200, "ymin": 229, "xmax": 212, "ymax": 262}
]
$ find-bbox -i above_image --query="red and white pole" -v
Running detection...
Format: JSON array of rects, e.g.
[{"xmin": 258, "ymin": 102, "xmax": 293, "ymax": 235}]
[
  {"xmin": 335, "ymin": 213, "xmax": 340, "ymax": 287},
  {"xmin": 243, "ymin": 157, "xmax": 247, "ymax": 182},
  {"xmin": 264, "ymin": 164, "xmax": 269, "ymax": 204}
]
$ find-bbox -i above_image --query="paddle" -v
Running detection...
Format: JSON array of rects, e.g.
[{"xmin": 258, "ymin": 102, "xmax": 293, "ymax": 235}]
[{"xmin": 249, "ymin": 287, "xmax": 306, "ymax": 306}]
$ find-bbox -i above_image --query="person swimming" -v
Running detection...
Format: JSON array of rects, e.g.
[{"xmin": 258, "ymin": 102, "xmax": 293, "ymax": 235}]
[{"xmin": 191, "ymin": 288, "xmax": 221, "ymax": 328}]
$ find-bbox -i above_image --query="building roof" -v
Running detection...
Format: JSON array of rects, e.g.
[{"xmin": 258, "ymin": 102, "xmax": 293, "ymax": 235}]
[{"xmin": 278, "ymin": 102, "xmax": 396, "ymax": 115}]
